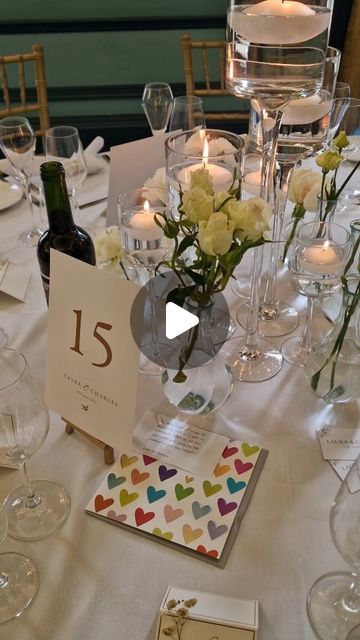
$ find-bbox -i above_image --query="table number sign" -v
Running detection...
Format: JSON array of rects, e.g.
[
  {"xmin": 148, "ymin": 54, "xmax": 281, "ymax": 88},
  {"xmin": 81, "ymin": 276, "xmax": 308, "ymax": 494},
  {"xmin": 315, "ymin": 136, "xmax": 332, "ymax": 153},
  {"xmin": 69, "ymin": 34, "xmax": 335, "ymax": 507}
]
[{"xmin": 45, "ymin": 250, "xmax": 142, "ymax": 452}]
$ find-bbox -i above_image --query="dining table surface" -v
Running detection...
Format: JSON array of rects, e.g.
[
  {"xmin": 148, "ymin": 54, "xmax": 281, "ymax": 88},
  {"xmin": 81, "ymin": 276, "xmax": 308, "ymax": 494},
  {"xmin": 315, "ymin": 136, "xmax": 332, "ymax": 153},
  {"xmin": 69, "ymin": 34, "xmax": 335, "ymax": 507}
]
[{"xmin": 0, "ymin": 154, "xmax": 359, "ymax": 640}]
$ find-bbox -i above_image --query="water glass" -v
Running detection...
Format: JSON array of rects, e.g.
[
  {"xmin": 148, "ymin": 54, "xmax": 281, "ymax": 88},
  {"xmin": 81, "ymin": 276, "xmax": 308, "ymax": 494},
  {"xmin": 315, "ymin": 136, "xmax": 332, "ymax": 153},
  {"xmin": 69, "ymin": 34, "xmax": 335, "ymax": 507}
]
[{"xmin": 168, "ymin": 96, "xmax": 205, "ymax": 132}]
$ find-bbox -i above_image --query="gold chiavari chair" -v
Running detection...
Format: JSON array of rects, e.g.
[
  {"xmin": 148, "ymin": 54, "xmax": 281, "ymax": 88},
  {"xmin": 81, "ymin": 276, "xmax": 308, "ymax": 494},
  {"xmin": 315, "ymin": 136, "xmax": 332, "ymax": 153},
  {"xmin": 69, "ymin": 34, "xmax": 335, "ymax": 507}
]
[
  {"xmin": 0, "ymin": 43, "xmax": 50, "ymax": 137},
  {"xmin": 181, "ymin": 33, "xmax": 249, "ymax": 123}
]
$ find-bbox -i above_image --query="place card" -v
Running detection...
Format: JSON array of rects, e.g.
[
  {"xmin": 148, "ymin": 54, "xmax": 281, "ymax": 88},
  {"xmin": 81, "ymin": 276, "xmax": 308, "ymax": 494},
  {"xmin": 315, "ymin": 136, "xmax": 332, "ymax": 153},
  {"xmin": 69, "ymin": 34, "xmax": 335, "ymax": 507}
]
[
  {"xmin": 45, "ymin": 250, "xmax": 142, "ymax": 452},
  {"xmin": 107, "ymin": 132, "xmax": 178, "ymax": 225},
  {"xmin": 318, "ymin": 427, "xmax": 360, "ymax": 461},
  {"xmin": 329, "ymin": 459, "xmax": 354, "ymax": 481},
  {"xmin": 0, "ymin": 261, "xmax": 31, "ymax": 302},
  {"xmin": 133, "ymin": 410, "xmax": 230, "ymax": 477}
]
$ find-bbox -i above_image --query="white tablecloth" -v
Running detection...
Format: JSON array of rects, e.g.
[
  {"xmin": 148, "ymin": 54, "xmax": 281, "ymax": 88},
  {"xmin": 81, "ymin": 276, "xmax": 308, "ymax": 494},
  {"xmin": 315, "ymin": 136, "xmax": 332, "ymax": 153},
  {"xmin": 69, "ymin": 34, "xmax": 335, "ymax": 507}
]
[{"xmin": 0, "ymin": 161, "xmax": 359, "ymax": 640}]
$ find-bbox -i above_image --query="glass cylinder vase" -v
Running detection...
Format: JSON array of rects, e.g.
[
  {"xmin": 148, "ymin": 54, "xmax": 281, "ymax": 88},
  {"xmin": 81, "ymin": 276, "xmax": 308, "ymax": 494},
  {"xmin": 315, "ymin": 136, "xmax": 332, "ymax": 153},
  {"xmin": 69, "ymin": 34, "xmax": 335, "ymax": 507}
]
[{"xmin": 161, "ymin": 300, "xmax": 233, "ymax": 416}]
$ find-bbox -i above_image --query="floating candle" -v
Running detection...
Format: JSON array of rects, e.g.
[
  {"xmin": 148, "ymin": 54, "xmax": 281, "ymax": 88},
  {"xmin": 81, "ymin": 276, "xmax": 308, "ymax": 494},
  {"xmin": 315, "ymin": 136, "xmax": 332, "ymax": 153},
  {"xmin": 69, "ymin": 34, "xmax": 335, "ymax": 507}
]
[
  {"xmin": 128, "ymin": 200, "xmax": 163, "ymax": 242},
  {"xmin": 282, "ymin": 94, "xmax": 332, "ymax": 125},
  {"xmin": 228, "ymin": 2, "xmax": 331, "ymax": 45},
  {"xmin": 176, "ymin": 136, "xmax": 234, "ymax": 192},
  {"xmin": 243, "ymin": 170, "xmax": 262, "ymax": 196},
  {"xmin": 299, "ymin": 241, "xmax": 345, "ymax": 276}
]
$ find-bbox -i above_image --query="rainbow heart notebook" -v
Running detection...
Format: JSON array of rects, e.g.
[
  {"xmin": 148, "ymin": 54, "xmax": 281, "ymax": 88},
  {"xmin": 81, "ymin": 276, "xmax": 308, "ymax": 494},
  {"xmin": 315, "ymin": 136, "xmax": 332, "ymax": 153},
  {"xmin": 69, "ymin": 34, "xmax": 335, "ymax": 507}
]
[{"xmin": 86, "ymin": 439, "xmax": 267, "ymax": 567}]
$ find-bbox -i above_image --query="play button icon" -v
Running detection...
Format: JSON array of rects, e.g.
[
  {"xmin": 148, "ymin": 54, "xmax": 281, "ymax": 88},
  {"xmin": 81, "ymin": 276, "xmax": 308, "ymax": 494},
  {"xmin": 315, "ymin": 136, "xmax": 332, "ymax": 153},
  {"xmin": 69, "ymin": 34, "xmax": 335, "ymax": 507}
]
[
  {"xmin": 130, "ymin": 270, "xmax": 232, "ymax": 370},
  {"xmin": 165, "ymin": 302, "xmax": 199, "ymax": 340}
]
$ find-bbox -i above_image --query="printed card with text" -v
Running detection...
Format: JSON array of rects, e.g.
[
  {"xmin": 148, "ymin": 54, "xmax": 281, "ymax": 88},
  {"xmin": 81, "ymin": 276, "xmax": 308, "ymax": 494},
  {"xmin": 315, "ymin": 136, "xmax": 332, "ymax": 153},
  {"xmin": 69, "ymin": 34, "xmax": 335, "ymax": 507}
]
[{"xmin": 46, "ymin": 250, "xmax": 142, "ymax": 451}]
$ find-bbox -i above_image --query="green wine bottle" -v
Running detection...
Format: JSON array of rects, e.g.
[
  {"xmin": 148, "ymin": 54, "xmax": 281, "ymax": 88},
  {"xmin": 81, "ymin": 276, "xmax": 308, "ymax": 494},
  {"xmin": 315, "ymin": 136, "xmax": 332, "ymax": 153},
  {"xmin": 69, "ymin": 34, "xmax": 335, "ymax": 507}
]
[{"xmin": 37, "ymin": 161, "xmax": 96, "ymax": 303}]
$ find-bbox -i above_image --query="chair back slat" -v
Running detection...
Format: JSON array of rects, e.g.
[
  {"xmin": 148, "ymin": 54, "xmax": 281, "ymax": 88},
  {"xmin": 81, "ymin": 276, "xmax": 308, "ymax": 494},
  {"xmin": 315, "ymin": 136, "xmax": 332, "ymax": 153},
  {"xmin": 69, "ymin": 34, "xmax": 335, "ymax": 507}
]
[
  {"xmin": 181, "ymin": 34, "xmax": 249, "ymax": 123},
  {"xmin": 0, "ymin": 43, "xmax": 49, "ymax": 138}
]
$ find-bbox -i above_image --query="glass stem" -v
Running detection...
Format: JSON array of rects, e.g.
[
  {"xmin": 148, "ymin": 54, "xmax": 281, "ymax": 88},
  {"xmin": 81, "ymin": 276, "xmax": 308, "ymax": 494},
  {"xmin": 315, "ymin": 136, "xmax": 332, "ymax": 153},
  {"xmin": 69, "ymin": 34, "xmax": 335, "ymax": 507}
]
[
  {"xmin": 262, "ymin": 161, "xmax": 295, "ymax": 312},
  {"xmin": 24, "ymin": 175, "xmax": 38, "ymax": 233},
  {"xmin": 343, "ymin": 573, "xmax": 360, "ymax": 612},
  {"xmin": 303, "ymin": 296, "xmax": 315, "ymax": 353},
  {"xmin": 243, "ymin": 102, "xmax": 284, "ymax": 346},
  {"xmin": 148, "ymin": 270, "xmax": 160, "ymax": 359},
  {"xmin": 19, "ymin": 462, "xmax": 41, "ymax": 509}
]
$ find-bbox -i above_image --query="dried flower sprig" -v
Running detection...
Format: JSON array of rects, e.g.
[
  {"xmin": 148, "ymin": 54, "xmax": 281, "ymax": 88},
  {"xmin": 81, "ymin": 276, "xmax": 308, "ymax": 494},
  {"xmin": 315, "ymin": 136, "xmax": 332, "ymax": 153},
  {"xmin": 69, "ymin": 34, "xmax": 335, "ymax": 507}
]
[{"xmin": 162, "ymin": 598, "xmax": 197, "ymax": 640}]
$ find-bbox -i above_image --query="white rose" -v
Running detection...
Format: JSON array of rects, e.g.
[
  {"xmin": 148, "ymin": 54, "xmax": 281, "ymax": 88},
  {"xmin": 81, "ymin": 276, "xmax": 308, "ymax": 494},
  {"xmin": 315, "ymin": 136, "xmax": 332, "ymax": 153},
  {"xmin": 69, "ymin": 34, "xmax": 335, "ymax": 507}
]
[
  {"xmin": 95, "ymin": 226, "xmax": 123, "ymax": 264},
  {"xmin": 303, "ymin": 185, "xmax": 322, "ymax": 212},
  {"xmin": 227, "ymin": 197, "xmax": 272, "ymax": 241},
  {"xmin": 199, "ymin": 212, "xmax": 234, "ymax": 256},
  {"xmin": 143, "ymin": 167, "xmax": 167, "ymax": 203},
  {"xmin": 288, "ymin": 169, "xmax": 323, "ymax": 206},
  {"xmin": 181, "ymin": 187, "xmax": 214, "ymax": 223}
]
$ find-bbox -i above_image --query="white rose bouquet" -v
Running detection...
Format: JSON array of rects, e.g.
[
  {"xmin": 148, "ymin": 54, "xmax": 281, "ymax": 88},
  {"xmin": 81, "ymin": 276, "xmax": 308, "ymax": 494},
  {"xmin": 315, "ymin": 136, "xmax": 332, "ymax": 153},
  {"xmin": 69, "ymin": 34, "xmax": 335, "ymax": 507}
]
[{"xmin": 155, "ymin": 167, "xmax": 271, "ymax": 310}]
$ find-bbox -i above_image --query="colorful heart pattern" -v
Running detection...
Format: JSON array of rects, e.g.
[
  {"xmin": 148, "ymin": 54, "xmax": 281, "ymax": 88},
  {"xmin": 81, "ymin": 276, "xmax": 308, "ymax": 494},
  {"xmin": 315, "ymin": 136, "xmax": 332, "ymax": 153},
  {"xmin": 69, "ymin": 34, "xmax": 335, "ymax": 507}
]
[{"xmin": 89, "ymin": 436, "xmax": 262, "ymax": 561}]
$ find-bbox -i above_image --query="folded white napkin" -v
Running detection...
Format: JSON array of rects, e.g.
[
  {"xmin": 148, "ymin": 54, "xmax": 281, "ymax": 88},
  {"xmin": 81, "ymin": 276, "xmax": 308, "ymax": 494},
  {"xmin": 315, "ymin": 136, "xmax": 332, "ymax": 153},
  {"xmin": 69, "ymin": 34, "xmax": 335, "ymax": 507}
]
[{"xmin": 84, "ymin": 136, "xmax": 106, "ymax": 174}]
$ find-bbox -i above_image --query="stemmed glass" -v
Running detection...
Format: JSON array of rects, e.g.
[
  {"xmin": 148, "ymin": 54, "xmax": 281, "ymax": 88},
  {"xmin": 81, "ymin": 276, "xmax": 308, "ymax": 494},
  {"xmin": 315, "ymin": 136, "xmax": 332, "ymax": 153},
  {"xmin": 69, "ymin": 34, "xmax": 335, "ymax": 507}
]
[
  {"xmin": 168, "ymin": 96, "xmax": 206, "ymax": 132},
  {"xmin": 118, "ymin": 187, "xmax": 173, "ymax": 376},
  {"xmin": 45, "ymin": 126, "xmax": 87, "ymax": 223},
  {"xmin": 307, "ymin": 454, "xmax": 360, "ymax": 639},
  {"xmin": 142, "ymin": 82, "xmax": 173, "ymax": 136},
  {"xmin": 225, "ymin": 0, "xmax": 329, "ymax": 381},
  {"xmin": 282, "ymin": 221, "xmax": 350, "ymax": 367},
  {"xmin": 0, "ymin": 505, "xmax": 38, "ymax": 623},
  {"xmin": 0, "ymin": 116, "xmax": 41, "ymax": 247},
  {"xmin": 0, "ymin": 348, "xmax": 70, "ymax": 540}
]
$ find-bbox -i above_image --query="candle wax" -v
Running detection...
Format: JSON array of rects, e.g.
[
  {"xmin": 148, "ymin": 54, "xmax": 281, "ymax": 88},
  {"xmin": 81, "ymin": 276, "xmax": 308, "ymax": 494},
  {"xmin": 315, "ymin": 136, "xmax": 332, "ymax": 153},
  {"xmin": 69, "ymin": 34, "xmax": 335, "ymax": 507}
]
[
  {"xmin": 228, "ymin": 4, "xmax": 331, "ymax": 45},
  {"xmin": 177, "ymin": 162, "xmax": 233, "ymax": 192},
  {"xmin": 300, "ymin": 244, "xmax": 344, "ymax": 276},
  {"xmin": 282, "ymin": 94, "xmax": 332, "ymax": 126},
  {"xmin": 244, "ymin": 170, "xmax": 261, "ymax": 196},
  {"xmin": 128, "ymin": 211, "xmax": 163, "ymax": 242}
]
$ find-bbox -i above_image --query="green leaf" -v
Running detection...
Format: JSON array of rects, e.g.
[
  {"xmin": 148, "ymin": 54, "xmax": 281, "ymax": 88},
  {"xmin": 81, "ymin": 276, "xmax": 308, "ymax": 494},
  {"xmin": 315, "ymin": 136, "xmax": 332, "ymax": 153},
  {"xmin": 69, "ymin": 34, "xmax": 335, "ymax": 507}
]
[
  {"xmin": 177, "ymin": 235, "xmax": 194, "ymax": 256},
  {"xmin": 166, "ymin": 287, "xmax": 194, "ymax": 307}
]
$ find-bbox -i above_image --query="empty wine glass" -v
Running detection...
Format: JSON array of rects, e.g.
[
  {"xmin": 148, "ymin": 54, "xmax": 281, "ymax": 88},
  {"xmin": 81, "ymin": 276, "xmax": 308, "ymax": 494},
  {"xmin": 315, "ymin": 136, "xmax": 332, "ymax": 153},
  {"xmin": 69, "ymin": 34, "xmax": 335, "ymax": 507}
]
[
  {"xmin": 0, "ymin": 505, "xmax": 38, "ymax": 623},
  {"xmin": 0, "ymin": 348, "xmax": 70, "ymax": 540},
  {"xmin": 45, "ymin": 126, "xmax": 87, "ymax": 223},
  {"xmin": 307, "ymin": 454, "xmax": 360, "ymax": 639},
  {"xmin": 168, "ymin": 96, "xmax": 205, "ymax": 132},
  {"xmin": 334, "ymin": 82, "xmax": 351, "ymax": 99},
  {"xmin": 118, "ymin": 187, "xmax": 173, "ymax": 376},
  {"xmin": 142, "ymin": 82, "xmax": 173, "ymax": 135},
  {"xmin": 0, "ymin": 116, "xmax": 41, "ymax": 247}
]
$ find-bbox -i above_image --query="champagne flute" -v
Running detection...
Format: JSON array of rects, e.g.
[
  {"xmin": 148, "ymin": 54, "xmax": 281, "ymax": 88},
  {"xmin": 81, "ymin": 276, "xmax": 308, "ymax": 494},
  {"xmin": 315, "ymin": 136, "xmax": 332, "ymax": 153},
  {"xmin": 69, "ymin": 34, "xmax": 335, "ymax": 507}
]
[
  {"xmin": 307, "ymin": 454, "xmax": 360, "ymax": 639},
  {"xmin": 0, "ymin": 505, "xmax": 38, "ymax": 623},
  {"xmin": 45, "ymin": 126, "xmax": 87, "ymax": 223},
  {"xmin": 168, "ymin": 96, "xmax": 206, "ymax": 132},
  {"xmin": 0, "ymin": 116, "xmax": 40, "ymax": 247},
  {"xmin": 142, "ymin": 82, "xmax": 173, "ymax": 136},
  {"xmin": 0, "ymin": 348, "xmax": 70, "ymax": 540}
]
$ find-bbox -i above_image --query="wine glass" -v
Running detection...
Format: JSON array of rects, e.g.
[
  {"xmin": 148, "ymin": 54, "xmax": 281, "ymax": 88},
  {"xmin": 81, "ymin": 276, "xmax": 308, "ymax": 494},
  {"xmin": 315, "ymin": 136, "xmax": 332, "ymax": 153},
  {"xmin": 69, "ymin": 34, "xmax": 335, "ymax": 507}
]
[
  {"xmin": 282, "ymin": 221, "xmax": 350, "ymax": 367},
  {"xmin": 307, "ymin": 454, "xmax": 360, "ymax": 639},
  {"xmin": 168, "ymin": 96, "xmax": 206, "ymax": 132},
  {"xmin": 45, "ymin": 126, "xmax": 87, "ymax": 223},
  {"xmin": 0, "ymin": 116, "xmax": 41, "ymax": 247},
  {"xmin": 142, "ymin": 82, "xmax": 173, "ymax": 136},
  {"xmin": 0, "ymin": 505, "xmax": 38, "ymax": 623},
  {"xmin": 329, "ymin": 98, "xmax": 360, "ymax": 198},
  {"xmin": 118, "ymin": 187, "xmax": 173, "ymax": 376},
  {"xmin": 334, "ymin": 82, "xmax": 351, "ymax": 99},
  {"xmin": 0, "ymin": 348, "xmax": 70, "ymax": 540}
]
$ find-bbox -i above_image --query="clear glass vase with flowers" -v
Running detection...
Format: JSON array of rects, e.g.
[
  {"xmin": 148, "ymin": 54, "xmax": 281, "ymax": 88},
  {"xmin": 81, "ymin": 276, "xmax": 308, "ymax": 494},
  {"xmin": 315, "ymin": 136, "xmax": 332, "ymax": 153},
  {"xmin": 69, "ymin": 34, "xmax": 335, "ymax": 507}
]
[{"xmin": 155, "ymin": 166, "xmax": 271, "ymax": 416}]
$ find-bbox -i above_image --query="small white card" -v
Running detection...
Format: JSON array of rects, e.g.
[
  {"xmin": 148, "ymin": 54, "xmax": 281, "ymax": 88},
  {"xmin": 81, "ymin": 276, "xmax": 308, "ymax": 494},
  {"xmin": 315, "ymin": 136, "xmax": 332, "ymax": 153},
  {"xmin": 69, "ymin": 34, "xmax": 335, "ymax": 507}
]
[
  {"xmin": 318, "ymin": 427, "xmax": 360, "ymax": 461},
  {"xmin": 107, "ymin": 132, "xmax": 176, "ymax": 225},
  {"xmin": 0, "ymin": 261, "xmax": 31, "ymax": 301},
  {"xmin": 329, "ymin": 459, "xmax": 355, "ymax": 481},
  {"xmin": 46, "ymin": 250, "xmax": 142, "ymax": 452},
  {"xmin": 133, "ymin": 410, "xmax": 230, "ymax": 476}
]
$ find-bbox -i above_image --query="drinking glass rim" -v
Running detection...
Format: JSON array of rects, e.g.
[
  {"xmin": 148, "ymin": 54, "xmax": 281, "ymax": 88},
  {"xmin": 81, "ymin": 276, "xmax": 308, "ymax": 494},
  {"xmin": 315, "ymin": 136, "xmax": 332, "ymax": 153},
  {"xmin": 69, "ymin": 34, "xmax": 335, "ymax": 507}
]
[
  {"xmin": 331, "ymin": 98, "xmax": 360, "ymax": 109},
  {"xmin": 165, "ymin": 128, "xmax": 245, "ymax": 159},
  {"xmin": 0, "ymin": 348, "xmax": 27, "ymax": 391},
  {"xmin": 297, "ymin": 221, "xmax": 351, "ymax": 246},
  {"xmin": 172, "ymin": 96, "xmax": 203, "ymax": 106},
  {"xmin": 0, "ymin": 116, "xmax": 33, "ymax": 129},
  {"xmin": 45, "ymin": 126, "xmax": 79, "ymax": 139}
]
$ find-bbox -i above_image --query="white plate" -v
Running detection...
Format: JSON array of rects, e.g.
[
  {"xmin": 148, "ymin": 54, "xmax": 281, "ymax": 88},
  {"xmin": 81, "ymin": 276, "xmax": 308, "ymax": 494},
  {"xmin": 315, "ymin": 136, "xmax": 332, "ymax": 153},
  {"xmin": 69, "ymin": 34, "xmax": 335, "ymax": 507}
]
[
  {"xmin": 0, "ymin": 180, "xmax": 23, "ymax": 211},
  {"xmin": 343, "ymin": 136, "xmax": 360, "ymax": 163}
]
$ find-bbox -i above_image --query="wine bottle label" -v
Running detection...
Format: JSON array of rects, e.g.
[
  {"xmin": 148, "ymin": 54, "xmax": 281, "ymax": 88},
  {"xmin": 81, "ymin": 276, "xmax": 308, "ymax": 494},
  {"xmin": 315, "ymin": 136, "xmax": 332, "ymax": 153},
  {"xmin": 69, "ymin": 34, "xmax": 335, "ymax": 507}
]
[{"xmin": 40, "ymin": 272, "xmax": 50, "ymax": 305}]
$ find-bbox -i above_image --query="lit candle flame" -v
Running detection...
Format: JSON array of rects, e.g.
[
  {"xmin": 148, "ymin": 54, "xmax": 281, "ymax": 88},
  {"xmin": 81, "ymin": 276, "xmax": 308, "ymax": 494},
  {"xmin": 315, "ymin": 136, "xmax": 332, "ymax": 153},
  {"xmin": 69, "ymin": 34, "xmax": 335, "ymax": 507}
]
[
  {"xmin": 144, "ymin": 199, "xmax": 150, "ymax": 212},
  {"xmin": 322, "ymin": 240, "xmax": 330, "ymax": 252},
  {"xmin": 202, "ymin": 135, "xmax": 209, "ymax": 168}
]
